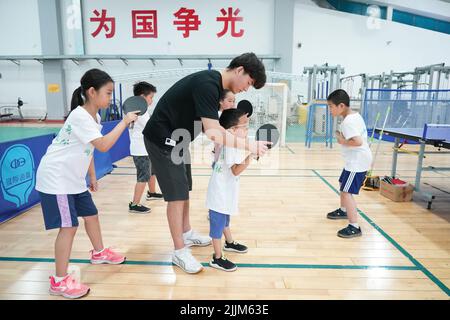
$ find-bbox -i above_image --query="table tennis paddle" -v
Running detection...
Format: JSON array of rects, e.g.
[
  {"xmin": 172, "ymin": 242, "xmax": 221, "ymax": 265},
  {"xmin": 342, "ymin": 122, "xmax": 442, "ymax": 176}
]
[
  {"xmin": 255, "ymin": 123, "xmax": 279, "ymax": 160},
  {"xmin": 237, "ymin": 99, "xmax": 253, "ymax": 117},
  {"xmin": 122, "ymin": 96, "xmax": 148, "ymax": 129}
]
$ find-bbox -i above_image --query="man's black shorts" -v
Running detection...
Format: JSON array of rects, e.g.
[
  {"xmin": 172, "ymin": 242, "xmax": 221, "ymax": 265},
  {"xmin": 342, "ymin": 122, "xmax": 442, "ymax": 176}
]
[{"xmin": 144, "ymin": 137, "xmax": 192, "ymax": 202}]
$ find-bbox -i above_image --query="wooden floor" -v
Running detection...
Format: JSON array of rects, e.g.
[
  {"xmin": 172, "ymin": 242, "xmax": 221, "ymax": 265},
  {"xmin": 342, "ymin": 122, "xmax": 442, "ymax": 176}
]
[{"xmin": 0, "ymin": 140, "xmax": 449, "ymax": 300}]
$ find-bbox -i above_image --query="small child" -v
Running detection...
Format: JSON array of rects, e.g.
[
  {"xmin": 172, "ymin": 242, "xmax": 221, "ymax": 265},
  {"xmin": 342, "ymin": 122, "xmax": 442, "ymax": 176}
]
[
  {"xmin": 326, "ymin": 89, "xmax": 372, "ymax": 238},
  {"xmin": 206, "ymin": 109, "xmax": 251, "ymax": 272},
  {"xmin": 208, "ymin": 90, "xmax": 237, "ymax": 221},
  {"xmin": 219, "ymin": 89, "xmax": 236, "ymax": 113},
  {"xmin": 128, "ymin": 81, "xmax": 163, "ymax": 214},
  {"xmin": 212, "ymin": 89, "xmax": 236, "ymax": 166},
  {"xmin": 36, "ymin": 68, "xmax": 138, "ymax": 298}
]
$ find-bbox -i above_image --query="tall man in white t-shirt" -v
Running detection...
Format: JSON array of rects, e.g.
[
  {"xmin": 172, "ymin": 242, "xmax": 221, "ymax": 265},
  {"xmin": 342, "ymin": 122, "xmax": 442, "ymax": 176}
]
[
  {"xmin": 128, "ymin": 82, "xmax": 163, "ymax": 214},
  {"xmin": 326, "ymin": 89, "xmax": 373, "ymax": 238}
]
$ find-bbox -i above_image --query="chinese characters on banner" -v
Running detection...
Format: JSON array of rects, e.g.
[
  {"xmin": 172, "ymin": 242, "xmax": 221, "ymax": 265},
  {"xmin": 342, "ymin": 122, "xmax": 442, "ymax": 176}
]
[
  {"xmin": 132, "ymin": 10, "xmax": 158, "ymax": 38},
  {"xmin": 90, "ymin": 9, "xmax": 115, "ymax": 38},
  {"xmin": 89, "ymin": 7, "xmax": 244, "ymax": 39}
]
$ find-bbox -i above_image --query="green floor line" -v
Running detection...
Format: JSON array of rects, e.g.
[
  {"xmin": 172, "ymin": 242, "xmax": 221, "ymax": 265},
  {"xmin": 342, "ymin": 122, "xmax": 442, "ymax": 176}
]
[
  {"xmin": 312, "ymin": 169, "xmax": 450, "ymax": 296},
  {"xmin": 0, "ymin": 256, "xmax": 420, "ymax": 271}
]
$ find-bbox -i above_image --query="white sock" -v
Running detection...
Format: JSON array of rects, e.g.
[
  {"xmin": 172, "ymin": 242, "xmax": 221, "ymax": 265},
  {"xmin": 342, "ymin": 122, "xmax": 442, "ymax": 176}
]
[
  {"xmin": 174, "ymin": 247, "xmax": 186, "ymax": 255},
  {"xmin": 94, "ymin": 248, "xmax": 105, "ymax": 254},
  {"xmin": 340, "ymin": 207, "xmax": 347, "ymax": 212},
  {"xmin": 183, "ymin": 229, "xmax": 192, "ymax": 238},
  {"xmin": 54, "ymin": 275, "xmax": 67, "ymax": 283},
  {"xmin": 350, "ymin": 223, "xmax": 360, "ymax": 229}
]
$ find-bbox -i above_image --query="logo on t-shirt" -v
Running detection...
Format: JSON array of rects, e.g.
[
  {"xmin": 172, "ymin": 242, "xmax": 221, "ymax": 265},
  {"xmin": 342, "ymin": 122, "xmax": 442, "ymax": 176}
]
[
  {"xmin": 54, "ymin": 124, "xmax": 73, "ymax": 145},
  {"xmin": 0, "ymin": 144, "xmax": 36, "ymax": 208},
  {"xmin": 213, "ymin": 163, "xmax": 223, "ymax": 173}
]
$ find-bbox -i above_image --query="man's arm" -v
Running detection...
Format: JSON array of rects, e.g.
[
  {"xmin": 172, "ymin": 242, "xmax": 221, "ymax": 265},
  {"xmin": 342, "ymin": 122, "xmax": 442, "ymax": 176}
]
[{"xmin": 201, "ymin": 118, "xmax": 270, "ymax": 156}]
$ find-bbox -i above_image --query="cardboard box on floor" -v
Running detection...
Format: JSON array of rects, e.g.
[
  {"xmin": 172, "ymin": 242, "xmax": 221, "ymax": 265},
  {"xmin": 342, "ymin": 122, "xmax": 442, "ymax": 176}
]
[{"xmin": 380, "ymin": 180, "xmax": 414, "ymax": 202}]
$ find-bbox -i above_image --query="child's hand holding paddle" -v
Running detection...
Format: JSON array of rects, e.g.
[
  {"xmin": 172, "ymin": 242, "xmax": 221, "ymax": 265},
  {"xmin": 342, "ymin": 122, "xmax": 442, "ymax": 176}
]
[{"xmin": 123, "ymin": 111, "xmax": 140, "ymax": 126}]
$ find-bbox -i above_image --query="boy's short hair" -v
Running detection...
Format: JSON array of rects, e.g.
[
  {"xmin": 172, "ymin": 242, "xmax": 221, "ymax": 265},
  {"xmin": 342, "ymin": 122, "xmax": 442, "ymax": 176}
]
[
  {"xmin": 227, "ymin": 53, "xmax": 266, "ymax": 89},
  {"xmin": 219, "ymin": 109, "xmax": 247, "ymax": 129},
  {"xmin": 327, "ymin": 89, "xmax": 350, "ymax": 107},
  {"xmin": 133, "ymin": 81, "xmax": 157, "ymax": 96}
]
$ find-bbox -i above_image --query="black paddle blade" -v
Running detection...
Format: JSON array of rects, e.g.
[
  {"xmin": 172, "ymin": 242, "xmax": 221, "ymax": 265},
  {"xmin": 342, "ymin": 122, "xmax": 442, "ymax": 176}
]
[
  {"xmin": 122, "ymin": 96, "xmax": 148, "ymax": 116},
  {"xmin": 255, "ymin": 123, "xmax": 279, "ymax": 149},
  {"xmin": 237, "ymin": 99, "xmax": 253, "ymax": 117}
]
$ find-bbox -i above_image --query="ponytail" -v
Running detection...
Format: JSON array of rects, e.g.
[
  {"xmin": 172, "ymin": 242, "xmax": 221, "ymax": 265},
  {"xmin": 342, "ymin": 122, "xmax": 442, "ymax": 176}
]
[{"xmin": 70, "ymin": 86, "xmax": 84, "ymax": 111}]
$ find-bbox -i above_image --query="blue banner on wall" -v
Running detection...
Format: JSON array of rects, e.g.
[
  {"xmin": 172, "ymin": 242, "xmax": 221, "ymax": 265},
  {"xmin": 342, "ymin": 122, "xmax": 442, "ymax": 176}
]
[
  {"xmin": 0, "ymin": 134, "xmax": 55, "ymax": 224},
  {"xmin": 104, "ymin": 120, "xmax": 131, "ymax": 163},
  {"xmin": 0, "ymin": 121, "xmax": 131, "ymax": 224},
  {"xmin": 90, "ymin": 120, "xmax": 130, "ymax": 181}
]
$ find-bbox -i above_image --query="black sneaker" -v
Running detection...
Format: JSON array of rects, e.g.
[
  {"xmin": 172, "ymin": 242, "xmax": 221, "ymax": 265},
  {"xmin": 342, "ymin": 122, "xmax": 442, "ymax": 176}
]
[
  {"xmin": 146, "ymin": 191, "xmax": 163, "ymax": 200},
  {"xmin": 327, "ymin": 208, "xmax": 347, "ymax": 220},
  {"xmin": 337, "ymin": 224, "xmax": 362, "ymax": 238},
  {"xmin": 129, "ymin": 202, "xmax": 151, "ymax": 214},
  {"xmin": 224, "ymin": 241, "xmax": 248, "ymax": 253},
  {"xmin": 209, "ymin": 255, "xmax": 237, "ymax": 272}
]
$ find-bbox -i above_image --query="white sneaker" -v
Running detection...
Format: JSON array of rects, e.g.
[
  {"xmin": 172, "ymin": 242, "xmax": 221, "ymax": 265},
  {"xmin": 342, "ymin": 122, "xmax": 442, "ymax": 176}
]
[
  {"xmin": 172, "ymin": 248, "xmax": 203, "ymax": 274},
  {"xmin": 183, "ymin": 229, "xmax": 212, "ymax": 247}
]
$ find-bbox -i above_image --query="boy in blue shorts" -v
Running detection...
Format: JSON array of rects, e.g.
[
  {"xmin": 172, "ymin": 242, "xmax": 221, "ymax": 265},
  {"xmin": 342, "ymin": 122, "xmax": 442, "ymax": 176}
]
[
  {"xmin": 206, "ymin": 109, "xmax": 251, "ymax": 271},
  {"xmin": 326, "ymin": 89, "xmax": 372, "ymax": 238}
]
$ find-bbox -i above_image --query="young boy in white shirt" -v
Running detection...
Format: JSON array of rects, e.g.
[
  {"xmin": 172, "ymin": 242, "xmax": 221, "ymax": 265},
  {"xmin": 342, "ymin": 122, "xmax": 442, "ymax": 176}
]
[
  {"xmin": 206, "ymin": 109, "xmax": 251, "ymax": 272},
  {"xmin": 326, "ymin": 89, "xmax": 372, "ymax": 238},
  {"xmin": 128, "ymin": 82, "xmax": 163, "ymax": 214}
]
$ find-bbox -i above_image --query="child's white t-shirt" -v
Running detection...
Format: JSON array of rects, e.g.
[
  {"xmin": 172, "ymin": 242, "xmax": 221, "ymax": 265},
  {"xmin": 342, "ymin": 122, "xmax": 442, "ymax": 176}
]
[
  {"xmin": 129, "ymin": 109, "xmax": 150, "ymax": 156},
  {"xmin": 339, "ymin": 112, "xmax": 372, "ymax": 172},
  {"xmin": 206, "ymin": 146, "xmax": 246, "ymax": 215},
  {"xmin": 36, "ymin": 107, "xmax": 103, "ymax": 194}
]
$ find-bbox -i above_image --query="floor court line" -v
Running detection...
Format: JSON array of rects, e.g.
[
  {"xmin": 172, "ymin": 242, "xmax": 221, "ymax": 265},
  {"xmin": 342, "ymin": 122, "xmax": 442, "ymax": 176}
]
[
  {"xmin": 0, "ymin": 257, "xmax": 420, "ymax": 271},
  {"xmin": 312, "ymin": 169, "xmax": 450, "ymax": 296}
]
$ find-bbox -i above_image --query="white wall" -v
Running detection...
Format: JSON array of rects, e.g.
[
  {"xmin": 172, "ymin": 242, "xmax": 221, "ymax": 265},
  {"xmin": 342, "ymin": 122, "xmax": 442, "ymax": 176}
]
[
  {"xmin": 61, "ymin": 59, "xmax": 244, "ymax": 114},
  {"xmin": 1, "ymin": 0, "xmax": 450, "ymax": 117},
  {"xmin": 0, "ymin": 0, "xmax": 42, "ymax": 55},
  {"xmin": 356, "ymin": 0, "xmax": 450, "ymax": 21},
  {"xmin": 0, "ymin": 0, "xmax": 276, "ymax": 117},
  {"xmin": 291, "ymin": 3, "xmax": 450, "ymax": 98},
  {"xmin": 82, "ymin": 0, "xmax": 274, "ymax": 55},
  {"xmin": 0, "ymin": 0, "xmax": 45, "ymax": 117},
  {"xmin": 0, "ymin": 61, "xmax": 46, "ymax": 118},
  {"xmin": 63, "ymin": 0, "xmax": 276, "ymax": 113}
]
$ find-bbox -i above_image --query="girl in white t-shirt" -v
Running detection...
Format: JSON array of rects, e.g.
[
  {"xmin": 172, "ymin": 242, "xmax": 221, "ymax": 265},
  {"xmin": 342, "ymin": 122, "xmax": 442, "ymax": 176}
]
[{"xmin": 35, "ymin": 68, "xmax": 138, "ymax": 299}]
